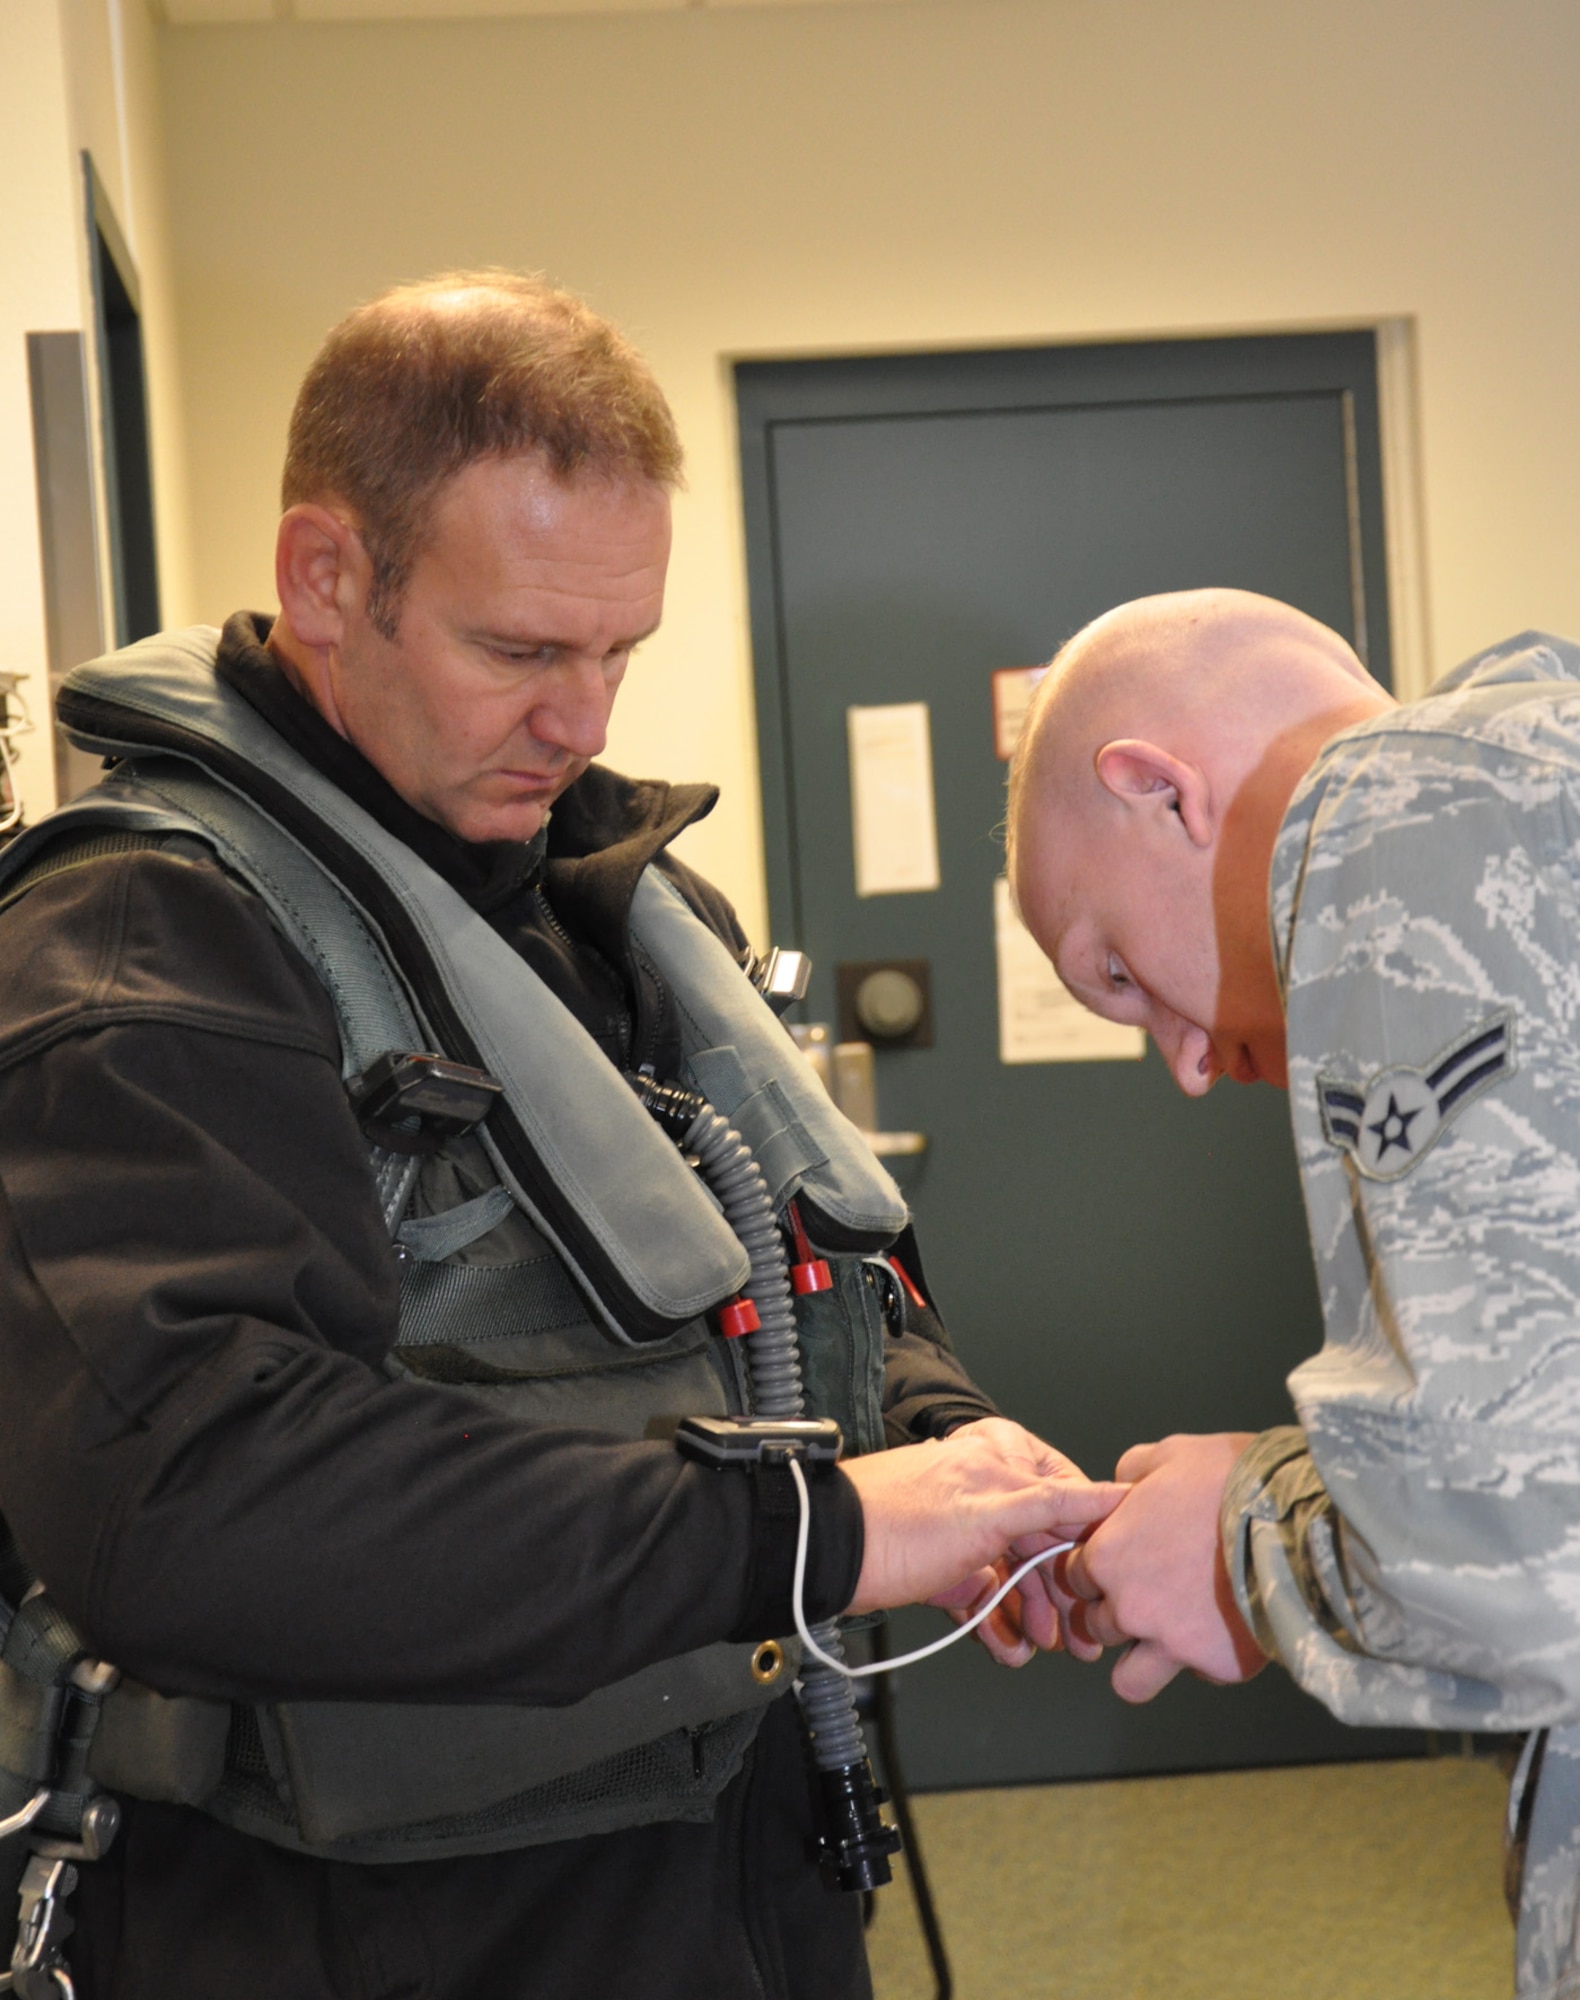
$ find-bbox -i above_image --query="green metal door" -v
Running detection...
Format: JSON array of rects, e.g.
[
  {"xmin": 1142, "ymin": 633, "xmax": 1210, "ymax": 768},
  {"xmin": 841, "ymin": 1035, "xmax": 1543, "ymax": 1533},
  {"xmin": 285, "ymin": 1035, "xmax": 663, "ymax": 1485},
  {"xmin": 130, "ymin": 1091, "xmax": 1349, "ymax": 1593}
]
[{"xmin": 736, "ymin": 333, "xmax": 1423, "ymax": 1787}]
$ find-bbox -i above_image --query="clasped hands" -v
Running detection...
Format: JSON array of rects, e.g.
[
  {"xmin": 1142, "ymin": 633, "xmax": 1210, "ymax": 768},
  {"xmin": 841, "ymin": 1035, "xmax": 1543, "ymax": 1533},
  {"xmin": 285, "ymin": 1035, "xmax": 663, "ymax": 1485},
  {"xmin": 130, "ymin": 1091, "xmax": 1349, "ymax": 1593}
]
[{"xmin": 843, "ymin": 1422, "xmax": 1268, "ymax": 1694}]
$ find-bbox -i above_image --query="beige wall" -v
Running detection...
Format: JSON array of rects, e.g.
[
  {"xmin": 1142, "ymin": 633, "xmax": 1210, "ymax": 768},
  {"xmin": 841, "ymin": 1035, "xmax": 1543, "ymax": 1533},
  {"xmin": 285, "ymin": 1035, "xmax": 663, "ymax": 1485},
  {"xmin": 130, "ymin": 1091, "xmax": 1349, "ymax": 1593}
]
[
  {"xmin": 1, "ymin": 1, "xmax": 76, "ymax": 827},
  {"xmin": 158, "ymin": 0, "xmax": 1580, "ymax": 945},
  {"xmin": 2, "ymin": 0, "xmax": 192, "ymax": 829}
]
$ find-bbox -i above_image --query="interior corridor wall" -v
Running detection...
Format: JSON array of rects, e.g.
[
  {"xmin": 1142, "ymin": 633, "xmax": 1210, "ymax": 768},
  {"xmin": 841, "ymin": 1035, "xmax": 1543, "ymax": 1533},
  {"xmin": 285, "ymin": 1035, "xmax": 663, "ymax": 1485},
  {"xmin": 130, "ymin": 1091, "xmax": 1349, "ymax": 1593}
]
[
  {"xmin": 158, "ymin": 0, "xmax": 1580, "ymax": 944},
  {"xmin": 2, "ymin": 0, "xmax": 192, "ymax": 829}
]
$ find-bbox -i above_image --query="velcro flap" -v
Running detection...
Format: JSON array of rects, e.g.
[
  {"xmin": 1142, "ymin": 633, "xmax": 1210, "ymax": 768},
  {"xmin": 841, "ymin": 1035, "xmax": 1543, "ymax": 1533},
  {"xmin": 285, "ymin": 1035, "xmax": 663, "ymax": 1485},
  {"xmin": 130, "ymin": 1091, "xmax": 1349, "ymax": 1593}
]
[
  {"xmin": 631, "ymin": 873, "xmax": 908, "ymax": 1238},
  {"xmin": 685, "ymin": 1048, "xmax": 828, "ymax": 1213}
]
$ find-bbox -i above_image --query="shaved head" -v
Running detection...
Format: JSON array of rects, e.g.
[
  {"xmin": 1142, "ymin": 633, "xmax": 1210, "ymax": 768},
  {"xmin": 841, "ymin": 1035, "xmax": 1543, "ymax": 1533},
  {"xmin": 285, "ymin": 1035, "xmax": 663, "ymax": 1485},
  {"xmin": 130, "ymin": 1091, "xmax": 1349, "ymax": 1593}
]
[
  {"xmin": 1008, "ymin": 589, "xmax": 1373, "ymax": 878},
  {"xmin": 1007, "ymin": 589, "xmax": 1394, "ymax": 1094}
]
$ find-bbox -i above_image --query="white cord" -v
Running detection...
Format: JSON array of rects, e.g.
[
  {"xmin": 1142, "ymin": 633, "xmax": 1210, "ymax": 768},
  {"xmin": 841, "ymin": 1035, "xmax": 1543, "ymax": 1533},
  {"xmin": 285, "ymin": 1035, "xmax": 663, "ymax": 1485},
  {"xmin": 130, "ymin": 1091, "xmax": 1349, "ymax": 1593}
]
[
  {"xmin": 787, "ymin": 1455, "xmax": 1074, "ymax": 1679},
  {"xmin": 0, "ymin": 676, "xmax": 34, "ymax": 747},
  {"xmin": 0, "ymin": 674, "xmax": 32, "ymax": 837}
]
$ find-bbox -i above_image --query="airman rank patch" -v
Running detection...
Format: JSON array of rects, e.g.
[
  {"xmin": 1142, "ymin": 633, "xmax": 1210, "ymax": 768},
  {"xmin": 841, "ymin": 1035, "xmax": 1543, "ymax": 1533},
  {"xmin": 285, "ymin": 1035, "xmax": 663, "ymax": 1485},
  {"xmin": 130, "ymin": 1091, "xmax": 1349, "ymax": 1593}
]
[{"xmin": 1317, "ymin": 1010, "xmax": 1516, "ymax": 1182}]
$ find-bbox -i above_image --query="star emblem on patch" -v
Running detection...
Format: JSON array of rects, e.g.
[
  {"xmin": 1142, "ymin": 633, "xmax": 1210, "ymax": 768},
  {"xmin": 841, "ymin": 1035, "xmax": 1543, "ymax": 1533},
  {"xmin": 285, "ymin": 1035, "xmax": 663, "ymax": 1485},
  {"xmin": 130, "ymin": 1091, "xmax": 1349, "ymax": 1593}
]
[{"xmin": 1317, "ymin": 1010, "xmax": 1515, "ymax": 1182}]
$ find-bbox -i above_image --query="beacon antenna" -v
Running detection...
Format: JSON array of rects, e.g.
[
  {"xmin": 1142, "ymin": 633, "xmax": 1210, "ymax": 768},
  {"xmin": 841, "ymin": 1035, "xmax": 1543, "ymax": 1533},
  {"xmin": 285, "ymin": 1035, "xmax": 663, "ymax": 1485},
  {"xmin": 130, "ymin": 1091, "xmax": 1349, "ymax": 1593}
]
[{"xmin": 746, "ymin": 946, "xmax": 812, "ymax": 1018}]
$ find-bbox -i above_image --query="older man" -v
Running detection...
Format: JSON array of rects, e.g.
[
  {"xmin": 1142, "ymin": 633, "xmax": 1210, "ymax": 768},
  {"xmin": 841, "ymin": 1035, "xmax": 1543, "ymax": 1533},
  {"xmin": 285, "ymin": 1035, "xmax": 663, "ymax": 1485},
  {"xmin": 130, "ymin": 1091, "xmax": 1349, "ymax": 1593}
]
[
  {"xmin": 1009, "ymin": 587, "xmax": 1580, "ymax": 2000},
  {"xmin": 0, "ymin": 274, "xmax": 1115, "ymax": 2000}
]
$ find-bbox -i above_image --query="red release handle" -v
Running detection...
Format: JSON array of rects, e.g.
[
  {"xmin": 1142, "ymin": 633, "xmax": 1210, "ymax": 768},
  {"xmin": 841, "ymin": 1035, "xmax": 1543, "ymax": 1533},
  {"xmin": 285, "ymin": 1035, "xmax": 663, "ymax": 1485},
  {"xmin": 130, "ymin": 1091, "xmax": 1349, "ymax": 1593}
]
[
  {"xmin": 717, "ymin": 1295, "xmax": 762, "ymax": 1339},
  {"xmin": 787, "ymin": 1198, "xmax": 832, "ymax": 1296}
]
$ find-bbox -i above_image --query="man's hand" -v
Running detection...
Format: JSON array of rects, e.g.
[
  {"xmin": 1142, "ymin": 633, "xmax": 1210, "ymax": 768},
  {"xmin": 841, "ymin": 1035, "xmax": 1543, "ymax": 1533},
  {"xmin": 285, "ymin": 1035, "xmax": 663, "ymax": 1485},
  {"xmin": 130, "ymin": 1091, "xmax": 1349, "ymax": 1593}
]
[
  {"xmin": 922, "ymin": 1420, "xmax": 1114, "ymax": 1666},
  {"xmin": 1062, "ymin": 1432, "xmax": 1267, "ymax": 1702},
  {"xmin": 928, "ymin": 1547, "xmax": 1109, "ymax": 1668},
  {"xmin": 840, "ymin": 1418, "xmax": 1126, "ymax": 1650}
]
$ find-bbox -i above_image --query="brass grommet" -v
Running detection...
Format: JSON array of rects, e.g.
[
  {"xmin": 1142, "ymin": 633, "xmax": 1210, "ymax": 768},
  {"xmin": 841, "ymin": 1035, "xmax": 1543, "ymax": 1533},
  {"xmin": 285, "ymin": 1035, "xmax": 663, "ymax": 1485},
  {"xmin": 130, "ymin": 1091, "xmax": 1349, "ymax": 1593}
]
[{"xmin": 750, "ymin": 1640, "xmax": 785, "ymax": 1686}]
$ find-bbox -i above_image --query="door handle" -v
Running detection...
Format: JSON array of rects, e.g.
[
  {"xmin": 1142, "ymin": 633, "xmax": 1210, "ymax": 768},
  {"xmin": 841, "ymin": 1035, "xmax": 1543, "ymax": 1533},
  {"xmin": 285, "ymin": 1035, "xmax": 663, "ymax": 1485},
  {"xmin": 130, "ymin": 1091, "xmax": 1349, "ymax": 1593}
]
[{"xmin": 788, "ymin": 1027, "xmax": 927, "ymax": 1156}]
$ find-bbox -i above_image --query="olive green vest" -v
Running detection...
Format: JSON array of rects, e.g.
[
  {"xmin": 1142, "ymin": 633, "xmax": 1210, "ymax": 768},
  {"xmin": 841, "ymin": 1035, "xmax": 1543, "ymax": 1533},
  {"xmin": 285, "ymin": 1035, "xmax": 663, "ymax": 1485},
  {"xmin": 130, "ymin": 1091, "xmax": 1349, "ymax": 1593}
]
[{"xmin": 0, "ymin": 630, "xmax": 908, "ymax": 1861}]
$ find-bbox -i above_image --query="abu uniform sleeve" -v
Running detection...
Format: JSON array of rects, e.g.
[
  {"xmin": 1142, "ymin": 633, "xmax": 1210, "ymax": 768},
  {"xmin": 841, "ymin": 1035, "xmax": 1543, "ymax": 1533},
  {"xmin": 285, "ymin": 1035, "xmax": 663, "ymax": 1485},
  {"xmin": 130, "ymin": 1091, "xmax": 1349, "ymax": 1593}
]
[{"xmin": 1228, "ymin": 699, "xmax": 1580, "ymax": 1734}]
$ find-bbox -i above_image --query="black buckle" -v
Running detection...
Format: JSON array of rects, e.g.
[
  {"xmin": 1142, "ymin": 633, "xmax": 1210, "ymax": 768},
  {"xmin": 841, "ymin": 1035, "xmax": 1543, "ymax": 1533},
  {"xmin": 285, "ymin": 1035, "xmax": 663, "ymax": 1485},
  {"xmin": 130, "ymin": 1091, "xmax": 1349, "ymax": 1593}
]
[{"xmin": 348, "ymin": 1052, "xmax": 504, "ymax": 1156}]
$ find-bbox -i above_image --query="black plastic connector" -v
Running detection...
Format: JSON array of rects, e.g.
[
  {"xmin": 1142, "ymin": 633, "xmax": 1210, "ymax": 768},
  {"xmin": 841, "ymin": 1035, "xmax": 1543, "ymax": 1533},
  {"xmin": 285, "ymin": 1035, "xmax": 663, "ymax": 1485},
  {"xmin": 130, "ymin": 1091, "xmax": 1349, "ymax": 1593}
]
[
  {"xmin": 624, "ymin": 1072, "xmax": 706, "ymax": 1146},
  {"xmin": 673, "ymin": 1415, "xmax": 843, "ymax": 1470},
  {"xmin": 347, "ymin": 1051, "xmax": 503, "ymax": 1154},
  {"xmin": 812, "ymin": 1757, "xmax": 902, "ymax": 1892}
]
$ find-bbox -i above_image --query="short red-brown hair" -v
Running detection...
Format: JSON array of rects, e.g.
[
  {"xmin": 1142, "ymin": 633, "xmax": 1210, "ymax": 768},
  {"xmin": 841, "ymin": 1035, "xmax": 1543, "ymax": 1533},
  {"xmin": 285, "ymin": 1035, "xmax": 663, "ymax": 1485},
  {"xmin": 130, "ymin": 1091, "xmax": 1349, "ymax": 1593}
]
[{"xmin": 281, "ymin": 269, "xmax": 684, "ymax": 636}]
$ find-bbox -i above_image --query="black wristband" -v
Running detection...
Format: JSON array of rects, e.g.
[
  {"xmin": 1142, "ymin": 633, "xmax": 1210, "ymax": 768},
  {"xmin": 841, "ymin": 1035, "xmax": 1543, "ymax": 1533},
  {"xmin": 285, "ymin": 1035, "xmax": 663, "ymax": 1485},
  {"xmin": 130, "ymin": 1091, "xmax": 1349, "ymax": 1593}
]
[{"xmin": 727, "ymin": 1459, "xmax": 863, "ymax": 1644}]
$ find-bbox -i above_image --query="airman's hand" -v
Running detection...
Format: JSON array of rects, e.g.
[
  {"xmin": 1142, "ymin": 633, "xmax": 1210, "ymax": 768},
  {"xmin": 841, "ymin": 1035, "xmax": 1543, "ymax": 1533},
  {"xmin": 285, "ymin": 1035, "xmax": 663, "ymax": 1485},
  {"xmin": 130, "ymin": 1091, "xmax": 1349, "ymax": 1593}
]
[
  {"xmin": 1061, "ymin": 1432, "xmax": 1267, "ymax": 1701},
  {"xmin": 921, "ymin": 1420, "xmax": 1117, "ymax": 1665}
]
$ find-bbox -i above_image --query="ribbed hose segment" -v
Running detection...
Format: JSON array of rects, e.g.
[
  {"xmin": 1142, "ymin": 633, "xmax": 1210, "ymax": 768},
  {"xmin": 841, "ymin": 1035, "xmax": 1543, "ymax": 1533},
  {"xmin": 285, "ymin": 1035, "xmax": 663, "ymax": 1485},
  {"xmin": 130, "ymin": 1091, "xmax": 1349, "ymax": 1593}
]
[
  {"xmin": 796, "ymin": 1633, "xmax": 867, "ymax": 1767},
  {"xmin": 683, "ymin": 1105, "xmax": 865, "ymax": 1772},
  {"xmin": 684, "ymin": 1107, "xmax": 804, "ymax": 1417}
]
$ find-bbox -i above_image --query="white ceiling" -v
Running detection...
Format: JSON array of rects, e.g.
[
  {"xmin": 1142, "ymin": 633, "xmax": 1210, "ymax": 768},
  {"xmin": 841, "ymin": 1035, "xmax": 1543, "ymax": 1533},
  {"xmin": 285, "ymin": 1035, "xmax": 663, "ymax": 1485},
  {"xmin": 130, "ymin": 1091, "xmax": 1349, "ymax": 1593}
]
[{"xmin": 155, "ymin": 0, "xmax": 927, "ymax": 24}]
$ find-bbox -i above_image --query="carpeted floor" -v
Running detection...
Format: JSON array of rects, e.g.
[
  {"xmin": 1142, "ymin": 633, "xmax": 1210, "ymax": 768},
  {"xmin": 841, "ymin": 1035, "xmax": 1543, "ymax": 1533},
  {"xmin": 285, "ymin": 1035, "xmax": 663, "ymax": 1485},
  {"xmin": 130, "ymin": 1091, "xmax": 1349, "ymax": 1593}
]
[{"xmin": 865, "ymin": 1756, "xmax": 1512, "ymax": 1999}]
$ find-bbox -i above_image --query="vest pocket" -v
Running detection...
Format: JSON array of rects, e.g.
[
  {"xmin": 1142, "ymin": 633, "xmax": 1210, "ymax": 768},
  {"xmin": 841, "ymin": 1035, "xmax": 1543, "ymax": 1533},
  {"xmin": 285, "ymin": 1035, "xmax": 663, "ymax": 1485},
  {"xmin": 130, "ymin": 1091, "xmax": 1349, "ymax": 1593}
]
[
  {"xmin": 791, "ymin": 1255, "xmax": 886, "ymax": 1459},
  {"xmin": 390, "ymin": 1257, "xmax": 734, "ymax": 1441}
]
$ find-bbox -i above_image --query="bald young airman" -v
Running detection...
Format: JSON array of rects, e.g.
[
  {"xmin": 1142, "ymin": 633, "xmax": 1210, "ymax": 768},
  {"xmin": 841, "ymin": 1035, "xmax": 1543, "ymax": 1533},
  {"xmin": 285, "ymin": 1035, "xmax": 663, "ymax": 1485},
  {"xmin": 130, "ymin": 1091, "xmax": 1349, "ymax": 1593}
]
[{"xmin": 1008, "ymin": 589, "xmax": 1580, "ymax": 2000}]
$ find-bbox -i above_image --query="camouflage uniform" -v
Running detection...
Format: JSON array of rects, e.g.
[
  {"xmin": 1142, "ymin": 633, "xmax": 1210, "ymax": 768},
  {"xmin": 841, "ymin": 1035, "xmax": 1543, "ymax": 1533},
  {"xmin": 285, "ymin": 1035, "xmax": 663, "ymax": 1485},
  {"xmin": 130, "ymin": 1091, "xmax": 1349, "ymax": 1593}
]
[{"xmin": 1220, "ymin": 632, "xmax": 1580, "ymax": 2000}]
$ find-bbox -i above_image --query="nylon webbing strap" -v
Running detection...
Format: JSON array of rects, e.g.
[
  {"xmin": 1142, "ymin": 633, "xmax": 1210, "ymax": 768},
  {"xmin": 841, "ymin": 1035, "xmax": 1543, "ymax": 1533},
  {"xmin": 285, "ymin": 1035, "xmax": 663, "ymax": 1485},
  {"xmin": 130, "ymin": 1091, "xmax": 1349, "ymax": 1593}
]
[
  {"xmin": 112, "ymin": 766, "xmax": 427, "ymax": 1235},
  {"xmin": 1, "ymin": 1599, "xmax": 81, "ymax": 1693},
  {"xmin": 369, "ymin": 1148, "xmax": 421, "ymax": 1239},
  {"xmin": 394, "ymin": 1257, "xmax": 593, "ymax": 1349},
  {"xmin": 119, "ymin": 764, "xmax": 420, "ymax": 1083},
  {"xmin": 0, "ymin": 1597, "xmax": 82, "ymax": 1792},
  {"xmin": 396, "ymin": 1186, "xmax": 516, "ymax": 1263}
]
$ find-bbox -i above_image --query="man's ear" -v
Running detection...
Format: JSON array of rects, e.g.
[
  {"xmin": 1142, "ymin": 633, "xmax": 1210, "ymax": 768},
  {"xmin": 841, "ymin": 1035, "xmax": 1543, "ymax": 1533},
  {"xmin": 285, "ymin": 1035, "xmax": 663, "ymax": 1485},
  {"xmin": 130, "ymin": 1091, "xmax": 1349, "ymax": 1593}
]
[
  {"xmin": 1094, "ymin": 739, "xmax": 1213, "ymax": 848},
  {"xmin": 274, "ymin": 503, "xmax": 367, "ymax": 649}
]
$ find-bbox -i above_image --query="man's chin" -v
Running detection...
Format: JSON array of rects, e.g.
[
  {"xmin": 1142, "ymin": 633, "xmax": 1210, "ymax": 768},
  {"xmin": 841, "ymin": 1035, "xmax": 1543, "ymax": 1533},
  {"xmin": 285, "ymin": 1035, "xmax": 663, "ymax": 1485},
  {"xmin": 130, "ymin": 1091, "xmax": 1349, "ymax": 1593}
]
[{"xmin": 435, "ymin": 797, "xmax": 553, "ymax": 847}]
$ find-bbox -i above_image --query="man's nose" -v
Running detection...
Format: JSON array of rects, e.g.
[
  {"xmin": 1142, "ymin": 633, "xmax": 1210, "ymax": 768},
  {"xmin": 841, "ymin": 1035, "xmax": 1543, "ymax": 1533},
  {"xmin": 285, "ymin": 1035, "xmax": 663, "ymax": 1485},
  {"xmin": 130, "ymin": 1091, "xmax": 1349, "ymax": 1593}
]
[
  {"xmin": 1155, "ymin": 1014, "xmax": 1220, "ymax": 1098},
  {"xmin": 529, "ymin": 657, "xmax": 615, "ymax": 760}
]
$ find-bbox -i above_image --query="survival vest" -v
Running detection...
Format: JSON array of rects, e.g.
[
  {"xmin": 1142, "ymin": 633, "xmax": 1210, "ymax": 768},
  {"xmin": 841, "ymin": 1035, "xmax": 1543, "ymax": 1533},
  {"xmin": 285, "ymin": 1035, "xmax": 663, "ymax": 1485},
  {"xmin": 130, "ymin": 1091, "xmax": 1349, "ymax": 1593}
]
[{"xmin": 0, "ymin": 629, "xmax": 909, "ymax": 1862}]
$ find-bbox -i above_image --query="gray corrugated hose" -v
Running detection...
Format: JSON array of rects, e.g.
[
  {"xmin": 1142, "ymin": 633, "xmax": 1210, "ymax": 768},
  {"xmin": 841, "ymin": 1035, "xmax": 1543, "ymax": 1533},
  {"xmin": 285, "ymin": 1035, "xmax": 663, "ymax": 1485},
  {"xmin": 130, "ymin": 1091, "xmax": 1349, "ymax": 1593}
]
[{"xmin": 681, "ymin": 1105, "xmax": 867, "ymax": 1771}]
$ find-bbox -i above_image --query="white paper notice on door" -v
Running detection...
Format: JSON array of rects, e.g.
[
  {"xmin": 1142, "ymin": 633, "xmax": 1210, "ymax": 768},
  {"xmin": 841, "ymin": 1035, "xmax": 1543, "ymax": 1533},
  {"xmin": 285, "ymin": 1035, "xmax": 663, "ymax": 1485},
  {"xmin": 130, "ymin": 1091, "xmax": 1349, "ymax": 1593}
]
[
  {"xmin": 846, "ymin": 702, "xmax": 941, "ymax": 898},
  {"xmin": 991, "ymin": 666, "xmax": 1049, "ymax": 761},
  {"xmin": 994, "ymin": 876, "xmax": 1145, "ymax": 1064}
]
